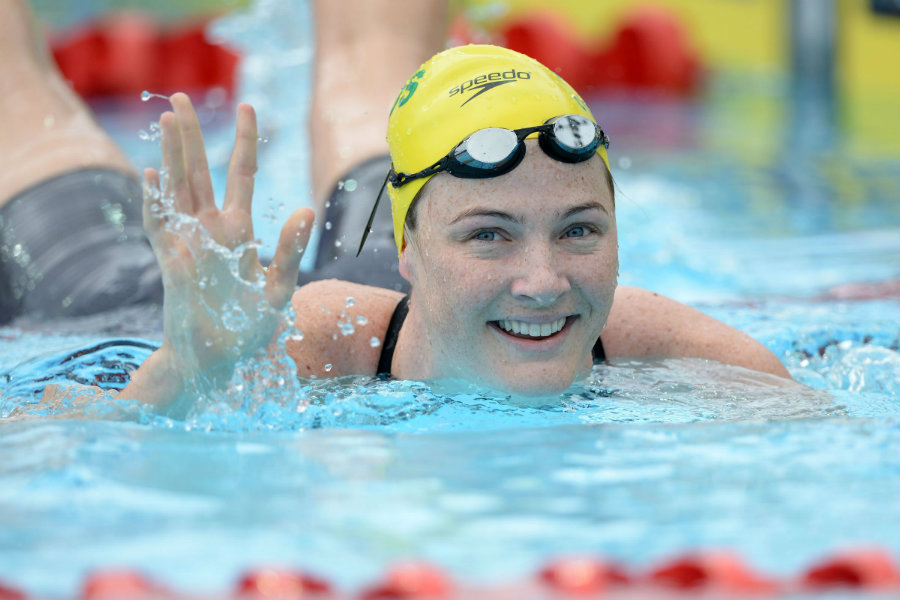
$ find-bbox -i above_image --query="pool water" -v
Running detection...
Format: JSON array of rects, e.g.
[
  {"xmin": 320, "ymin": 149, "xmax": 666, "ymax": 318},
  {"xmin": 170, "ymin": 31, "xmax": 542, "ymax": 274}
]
[{"xmin": 1, "ymin": 0, "xmax": 899, "ymax": 597}]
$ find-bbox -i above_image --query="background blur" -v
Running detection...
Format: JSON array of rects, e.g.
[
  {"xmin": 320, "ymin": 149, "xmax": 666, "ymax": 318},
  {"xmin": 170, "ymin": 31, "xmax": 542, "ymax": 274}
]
[
  {"xmin": 27, "ymin": 0, "xmax": 900, "ymax": 299},
  {"xmin": 31, "ymin": 0, "xmax": 900, "ymax": 149}
]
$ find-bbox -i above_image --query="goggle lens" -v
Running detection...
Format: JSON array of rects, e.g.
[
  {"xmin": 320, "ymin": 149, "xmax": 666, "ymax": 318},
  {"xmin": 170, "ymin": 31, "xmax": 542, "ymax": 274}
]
[
  {"xmin": 454, "ymin": 128, "xmax": 519, "ymax": 168},
  {"xmin": 552, "ymin": 115, "xmax": 599, "ymax": 154}
]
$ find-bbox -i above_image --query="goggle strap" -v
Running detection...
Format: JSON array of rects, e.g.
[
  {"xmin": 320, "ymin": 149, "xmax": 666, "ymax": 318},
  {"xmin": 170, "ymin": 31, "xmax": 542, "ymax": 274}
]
[
  {"xmin": 392, "ymin": 158, "xmax": 448, "ymax": 188},
  {"xmin": 356, "ymin": 171, "xmax": 390, "ymax": 257}
]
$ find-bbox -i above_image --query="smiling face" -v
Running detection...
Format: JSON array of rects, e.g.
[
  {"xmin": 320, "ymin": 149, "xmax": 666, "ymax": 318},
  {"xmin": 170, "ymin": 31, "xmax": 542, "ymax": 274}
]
[{"xmin": 397, "ymin": 142, "xmax": 618, "ymax": 396}]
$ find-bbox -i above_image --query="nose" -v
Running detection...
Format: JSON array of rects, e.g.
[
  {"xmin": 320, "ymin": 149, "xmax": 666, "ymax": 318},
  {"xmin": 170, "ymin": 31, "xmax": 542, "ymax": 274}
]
[{"xmin": 509, "ymin": 242, "xmax": 571, "ymax": 306}]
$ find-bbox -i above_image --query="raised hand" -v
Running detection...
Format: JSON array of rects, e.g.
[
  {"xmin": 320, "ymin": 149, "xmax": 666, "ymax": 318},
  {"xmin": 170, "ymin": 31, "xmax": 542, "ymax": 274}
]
[{"xmin": 134, "ymin": 93, "xmax": 313, "ymax": 402}]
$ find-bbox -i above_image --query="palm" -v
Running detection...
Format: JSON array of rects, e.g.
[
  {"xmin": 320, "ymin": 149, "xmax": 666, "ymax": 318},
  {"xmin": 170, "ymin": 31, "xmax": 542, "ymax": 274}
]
[{"xmin": 143, "ymin": 94, "xmax": 312, "ymax": 384}]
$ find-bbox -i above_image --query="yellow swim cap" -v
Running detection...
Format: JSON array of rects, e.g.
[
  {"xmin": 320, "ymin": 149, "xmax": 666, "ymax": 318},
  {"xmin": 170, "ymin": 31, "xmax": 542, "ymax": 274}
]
[{"xmin": 386, "ymin": 44, "xmax": 610, "ymax": 256}]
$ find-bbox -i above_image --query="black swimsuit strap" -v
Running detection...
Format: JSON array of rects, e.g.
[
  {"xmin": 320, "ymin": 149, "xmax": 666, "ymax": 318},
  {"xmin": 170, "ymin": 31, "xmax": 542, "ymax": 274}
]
[
  {"xmin": 376, "ymin": 295, "xmax": 410, "ymax": 376},
  {"xmin": 592, "ymin": 336, "xmax": 607, "ymax": 363},
  {"xmin": 376, "ymin": 294, "xmax": 605, "ymax": 376}
]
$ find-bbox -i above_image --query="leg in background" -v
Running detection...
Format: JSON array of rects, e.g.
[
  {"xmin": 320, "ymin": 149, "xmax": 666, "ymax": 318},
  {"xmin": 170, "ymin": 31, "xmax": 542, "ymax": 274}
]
[
  {"xmin": 0, "ymin": 0, "xmax": 134, "ymax": 207},
  {"xmin": 309, "ymin": 0, "xmax": 448, "ymax": 216},
  {"xmin": 0, "ymin": 0, "xmax": 159, "ymax": 323}
]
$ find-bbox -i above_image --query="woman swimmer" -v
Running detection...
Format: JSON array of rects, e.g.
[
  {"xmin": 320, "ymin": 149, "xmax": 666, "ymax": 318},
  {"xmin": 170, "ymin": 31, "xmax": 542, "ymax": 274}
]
[{"xmin": 0, "ymin": 0, "xmax": 791, "ymax": 411}]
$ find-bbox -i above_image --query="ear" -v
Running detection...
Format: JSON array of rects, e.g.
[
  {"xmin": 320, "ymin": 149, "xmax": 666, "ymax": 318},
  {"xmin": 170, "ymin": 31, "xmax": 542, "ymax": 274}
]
[{"xmin": 398, "ymin": 240, "xmax": 414, "ymax": 283}]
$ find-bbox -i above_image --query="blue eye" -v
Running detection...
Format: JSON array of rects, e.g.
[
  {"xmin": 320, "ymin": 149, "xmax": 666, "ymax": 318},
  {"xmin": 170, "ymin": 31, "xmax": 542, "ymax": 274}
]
[
  {"xmin": 565, "ymin": 225, "xmax": 587, "ymax": 238},
  {"xmin": 474, "ymin": 230, "xmax": 498, "ymax": 242}
]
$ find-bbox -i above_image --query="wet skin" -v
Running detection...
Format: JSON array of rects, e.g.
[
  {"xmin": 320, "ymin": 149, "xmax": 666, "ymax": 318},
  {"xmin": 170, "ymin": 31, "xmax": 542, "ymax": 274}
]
[{"xmin": 395, "ymin": 142, "xmax": 618, "ymax": 396}]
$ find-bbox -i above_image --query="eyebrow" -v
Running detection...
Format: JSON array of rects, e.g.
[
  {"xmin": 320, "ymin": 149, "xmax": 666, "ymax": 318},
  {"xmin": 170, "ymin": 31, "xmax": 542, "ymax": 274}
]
[
  {"xmin": 449, "ymin": 208, "xmax": 524, "ymax": 226},
  {"xmin": 557, "ymin": 201, "xmax": 609, "ymax": 219},
  {"xmin": 448, "ymin": 201, "xmax": 609, "ymax": 226}
]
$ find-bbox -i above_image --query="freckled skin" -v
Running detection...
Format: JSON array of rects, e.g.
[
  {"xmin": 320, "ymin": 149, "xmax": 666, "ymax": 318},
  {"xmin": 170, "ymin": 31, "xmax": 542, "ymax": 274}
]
[{"xmin": 391, "ymin": 142, "xmax": 618, "ymax": 396}]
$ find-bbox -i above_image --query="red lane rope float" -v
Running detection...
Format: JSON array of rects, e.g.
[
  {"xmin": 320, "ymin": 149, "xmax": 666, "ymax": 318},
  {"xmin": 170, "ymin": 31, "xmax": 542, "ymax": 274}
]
[
  {"xmin": 359, "ymin": 563, "xmax": 453, "ymax": 599},
  {"xmin": 80, "ymin": 569, "xmax": 171, "ymax": 600},
  {"xmin": 0, "ymin": 549, "xmax": 898, "ymax": 599},
  {"xmin": 49, "ymin": 11, "xmax": 240, "ymax": 98},
  {"xmin": 800, "ymin": 548, "xmax": 900, "ymax": 591},
  {"xmin": 0, "ymin": 581, "xmax": 27, "ymax": 600},
  {"xmin": 646, "ymin": 552, "xmax": 780, "ymax": 596},
  {"xmin": 538, "ymin": 557, "xmax": 631, "ymax": 596},
  {"xmin": 235, "ymin": 569, "xmax": 334, "ymax": 599}
]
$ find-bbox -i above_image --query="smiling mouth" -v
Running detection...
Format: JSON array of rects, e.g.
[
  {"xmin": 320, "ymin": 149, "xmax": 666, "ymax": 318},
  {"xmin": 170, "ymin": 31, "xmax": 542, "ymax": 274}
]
[{"xmin": 490, "ymin": 316, "xmax": 574, "ymax": 340}]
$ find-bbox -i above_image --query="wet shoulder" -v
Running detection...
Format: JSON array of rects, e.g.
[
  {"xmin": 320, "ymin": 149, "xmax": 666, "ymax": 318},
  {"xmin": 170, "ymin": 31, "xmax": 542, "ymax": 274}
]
[
  {"xmin": 288, "ymin": 279, "xmax": 405, "ymax": 377},
  {"xmin": 602, "ymin": 286, "xmax": 791, "ymax": 379}
]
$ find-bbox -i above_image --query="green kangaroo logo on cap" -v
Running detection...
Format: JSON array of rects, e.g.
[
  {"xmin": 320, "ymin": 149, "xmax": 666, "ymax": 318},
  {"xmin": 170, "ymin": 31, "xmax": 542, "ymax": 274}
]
[{"xmin": 391, "ymin": 69, "xmax": 426, "ymax": 115}]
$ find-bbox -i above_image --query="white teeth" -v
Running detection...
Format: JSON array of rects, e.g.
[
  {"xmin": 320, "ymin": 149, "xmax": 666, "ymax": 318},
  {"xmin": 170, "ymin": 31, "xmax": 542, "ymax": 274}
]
[{"xmin": 498, "ymin": 317, "xmax": 566, "ymax": 338}]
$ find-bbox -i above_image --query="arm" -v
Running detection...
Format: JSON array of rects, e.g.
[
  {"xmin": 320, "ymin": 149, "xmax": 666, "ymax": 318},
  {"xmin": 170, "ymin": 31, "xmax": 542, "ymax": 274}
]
[
  {"xmin": 602, "ymin": 286, "xmax": 792, "ymax": 379},
  {"xmin": 116, "ymin": 93, "xmax": 313, "ymax": 410},
  {"xmin": 286, "ymin": 279, "xmax": 404, "ymax": 378}
]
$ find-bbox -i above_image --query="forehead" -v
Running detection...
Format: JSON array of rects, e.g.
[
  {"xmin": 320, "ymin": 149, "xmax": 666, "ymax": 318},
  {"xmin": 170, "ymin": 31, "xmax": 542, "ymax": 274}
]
[{"xmin": 419, "ymin": 142, "xmax": 613, "ymax": 219}]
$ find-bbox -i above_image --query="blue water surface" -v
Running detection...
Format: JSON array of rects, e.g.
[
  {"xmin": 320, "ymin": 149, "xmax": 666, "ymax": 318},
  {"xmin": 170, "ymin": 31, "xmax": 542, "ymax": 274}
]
[{"xmin": 1, "ymin": 0, "xmax": 899, "ymax": 597}]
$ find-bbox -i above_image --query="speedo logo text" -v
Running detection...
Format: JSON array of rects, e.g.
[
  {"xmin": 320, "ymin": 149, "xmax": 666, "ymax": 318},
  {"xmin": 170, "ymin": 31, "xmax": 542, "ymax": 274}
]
[{"xmin": 449, "ymin": 69, "xmax": 532, "ymax": 106}]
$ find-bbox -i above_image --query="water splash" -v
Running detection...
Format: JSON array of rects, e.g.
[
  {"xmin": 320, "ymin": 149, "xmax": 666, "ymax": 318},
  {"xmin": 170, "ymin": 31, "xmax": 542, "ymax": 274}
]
[{"xmin": 138, "ymin": 122, "xmax": 162, "ymax": 142}]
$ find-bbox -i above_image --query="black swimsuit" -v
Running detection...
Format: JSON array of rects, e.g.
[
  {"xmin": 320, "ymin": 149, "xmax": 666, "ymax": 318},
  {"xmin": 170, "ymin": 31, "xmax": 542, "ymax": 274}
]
[{"xmin": 375, "ymin": 295, "xmax": 606, "ymax": 377}]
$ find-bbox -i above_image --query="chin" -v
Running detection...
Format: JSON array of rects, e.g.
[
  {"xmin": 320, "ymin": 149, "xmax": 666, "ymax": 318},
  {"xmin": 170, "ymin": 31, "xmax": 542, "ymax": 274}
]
[{"xmin": 486, "ymin": 369, "xmax": 579, "ymax": 398}]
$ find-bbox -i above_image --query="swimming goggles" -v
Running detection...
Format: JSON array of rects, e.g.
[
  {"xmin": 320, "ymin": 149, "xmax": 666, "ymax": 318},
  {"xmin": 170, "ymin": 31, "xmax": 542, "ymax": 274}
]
[{"xmin": 357, "ymin": 114, "xmax": 610, "ymax": 255}]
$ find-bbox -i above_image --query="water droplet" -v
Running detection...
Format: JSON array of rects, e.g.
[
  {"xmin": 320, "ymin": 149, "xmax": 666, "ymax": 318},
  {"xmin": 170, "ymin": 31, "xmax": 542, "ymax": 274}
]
[
  {"xmin": 356, "ymin": 315, "xmax": 368, "ymax": 326},
  {"xmin": 343, "ymin": 179, "xmax": 358, "ymax": 192},
  {"xmin": 221, "ymin": 299, "xmax": 248, "ymax": 331},
  {"xmin": 370, "ymin": 337, "xmax": 381, "ymax": 348},
  {"xmin": 324, "ymin": 363, "xmax": 333, "ymax": 372},
  {"xmin": 340, "ymin": 321, "xmax": 355, "ymax": 336},
  {"xmin": 325, "ymin": 221, "xmax": 332, "ymax": 231},
  {"xmin": 345, "ymin": 297, "xmax": 356, "ymax": 307},
  {"xmin": 258, "ymin": 136, "xmax": 269, "ymax": 143},
  {"xmin": 141, "ymin": 90, "xmax": 169, "ymax": 102}
]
